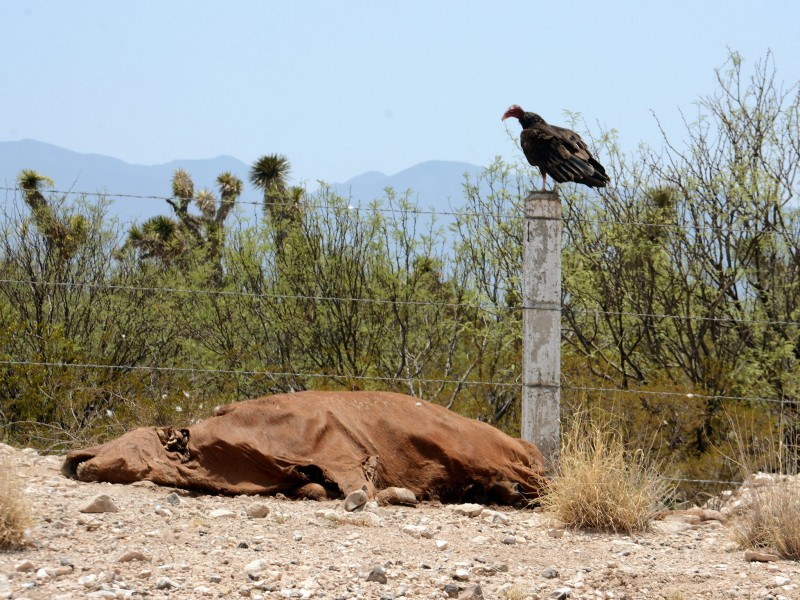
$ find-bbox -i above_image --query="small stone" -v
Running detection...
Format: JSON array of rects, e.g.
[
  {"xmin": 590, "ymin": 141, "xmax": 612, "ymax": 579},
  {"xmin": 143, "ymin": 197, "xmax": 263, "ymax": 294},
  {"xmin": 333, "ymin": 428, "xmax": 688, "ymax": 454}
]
[
  {"xmin": 402, "ymin": 524, "xmax": 433, "ymax": 539},
  {"xmin": 453, "ymin": 568, "xmax": 470, "ymax": 581},
  {"xmin": 547, "ymin": 528, "xmax": 565, "ymax": 539},
  {"xmin": 247, "ymin": 502, "xmax": 270, "ymax": 518},
  {"xmin": 376, "ymin": 487, "xmax": 418, "ymax": 506},
  {"xmin": 15, "ymin": 560, "xmax": 35, "ymax": 572},
  {"xmin": 118, "ymin": 550, "xmax": 151, "ymax": 563},
  {"xmin": 481, "ymin": 510, "xmax": 510, "ymax": 525},
  {"xmin": 435, "ymin": 539, "xmax": 450, "ymax": 550},
  {"xmin": 458, "ymin": 585, "xmax": 484, "ymax": 600},
  {"xmin": 444, "ymin": 583, "xmax": 462, "ymax": 598},
  {"xmin": 138, "ymin": 569, "xmax": 152, "ymax": 579},
  {"xmin": 452, "ymin": 503, "xmax": 484, "ymax": 517},
  {"xmin": 79, "ymin": 574, "xmax": 98, "ymax": 588},
  {"xmin": 244, "ymin": 559, "xmax": 267, "ymax": 577},
  {"xmin": 744, "ymin": 549, "xmax": 780, "ymax": 562},
  {"xmin": 550, "ymin": 587, "xmax": 571, "ymax": 599},
  {"xmin": 80, "ymin": 494, "xmax": 119, "ymax": 513},
  {"xmin": 131, "ymin": 480, "xmax": 157, "ymax": 488},
  {"xmin": 366, "ymin": 565, "xmax": 388, "ymax": 584},
  {"xmin": 775, "ymin": 576, "xmax": 791, "ymax": 586},
  {"xmin": 208, "ymin": 508, "xmax": 236, "ymax": 518},
  {"xmin": 154, "ymin": 504, "xmax": 172, "ymax": 517},
  {"xmin": 165, "ymin": 492, "xmax": 182, "ymax": 506},
  {"xmin": 502, "ymin": 535, "xmax": 516, "ymax": 545},
  {"xmin": 155, "ymin": 576, "xmax": 180, "ymax": 589},
  {"xmin": 344, "ymin": 488, "xmax": 368, "ymax": 512},
  {"xmin": 542, "ymin": 567, "xmax": 559, "ymax": 579}
]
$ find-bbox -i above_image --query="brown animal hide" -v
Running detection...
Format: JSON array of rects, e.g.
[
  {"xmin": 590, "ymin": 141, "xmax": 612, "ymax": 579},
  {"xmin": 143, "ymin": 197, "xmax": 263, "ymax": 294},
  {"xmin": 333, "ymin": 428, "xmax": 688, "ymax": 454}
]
[{"xmin": 62, "ymin": 391, "xmax": 546, "ymax": 505}]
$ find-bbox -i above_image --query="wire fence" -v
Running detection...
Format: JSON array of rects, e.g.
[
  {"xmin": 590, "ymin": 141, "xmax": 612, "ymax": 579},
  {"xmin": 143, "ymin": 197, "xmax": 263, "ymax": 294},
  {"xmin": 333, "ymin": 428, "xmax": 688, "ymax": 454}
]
[
  {"xmin": 3, "ymin": 183, "xmax": 800, "ymax": 494},
  {"xmin": 4, "ymin": 184, "xmax": 800, "ymax": 237}
]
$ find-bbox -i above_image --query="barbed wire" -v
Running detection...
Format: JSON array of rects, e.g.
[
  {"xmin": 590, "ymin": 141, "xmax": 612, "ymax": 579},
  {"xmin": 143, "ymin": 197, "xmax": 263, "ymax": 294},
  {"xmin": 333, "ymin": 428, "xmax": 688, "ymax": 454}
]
[
  {"xmin": 3, "ymin": 184, "xmax": 800, "ymax": 237},
  {"xmin": 563, "ymin": 384, "xmax": 800, "ymax": 406},
  {"xmin": 1, "ymin": 357, "xmax": 797, "ymax": 406},
  {"xmin": 0, "ymin": 278, "xmax": 512, "ymax": 312},
  {"xmin": 0, "ymin": 358, "xmax": 520, "ymax": 389},
  {"xmin": 3, "ymin": 278, "xmax": 800, "ymax": 329}
]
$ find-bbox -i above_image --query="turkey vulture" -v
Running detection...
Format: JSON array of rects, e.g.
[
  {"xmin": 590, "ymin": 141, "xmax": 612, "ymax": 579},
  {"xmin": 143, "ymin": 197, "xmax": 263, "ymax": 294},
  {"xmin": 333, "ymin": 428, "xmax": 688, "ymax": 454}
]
[{"xmin": 502, "ymin": 105, "xmax": 610, "ymax": 192}]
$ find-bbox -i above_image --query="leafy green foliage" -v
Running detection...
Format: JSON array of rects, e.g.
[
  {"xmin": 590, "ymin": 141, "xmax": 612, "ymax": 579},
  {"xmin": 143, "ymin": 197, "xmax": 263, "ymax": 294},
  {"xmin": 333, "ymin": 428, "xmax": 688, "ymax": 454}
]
[{"xmin": 2, "ymin": 53, "xmax": 800, "ymax": 505}]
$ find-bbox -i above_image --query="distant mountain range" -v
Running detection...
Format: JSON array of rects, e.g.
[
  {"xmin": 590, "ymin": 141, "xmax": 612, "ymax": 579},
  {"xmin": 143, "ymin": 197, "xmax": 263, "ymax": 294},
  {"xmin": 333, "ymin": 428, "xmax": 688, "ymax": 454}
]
[{"xmin": 0, "ymin": 140, "xmax": 482, "ymax": 223}]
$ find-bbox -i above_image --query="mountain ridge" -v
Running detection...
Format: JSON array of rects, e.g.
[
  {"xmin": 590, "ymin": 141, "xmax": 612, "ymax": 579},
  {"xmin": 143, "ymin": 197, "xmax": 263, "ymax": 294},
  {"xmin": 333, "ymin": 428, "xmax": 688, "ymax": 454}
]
[{"xmin": 0, "ymin": 139, "xmax": 482, "ymax": 223}]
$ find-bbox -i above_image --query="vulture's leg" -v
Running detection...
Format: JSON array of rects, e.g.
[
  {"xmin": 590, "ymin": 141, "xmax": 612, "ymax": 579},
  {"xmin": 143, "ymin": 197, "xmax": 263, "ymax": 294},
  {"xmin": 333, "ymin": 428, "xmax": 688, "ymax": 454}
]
[{"xmin": 539, "ymin": 168, "xmax": 547, "ymax": 192}]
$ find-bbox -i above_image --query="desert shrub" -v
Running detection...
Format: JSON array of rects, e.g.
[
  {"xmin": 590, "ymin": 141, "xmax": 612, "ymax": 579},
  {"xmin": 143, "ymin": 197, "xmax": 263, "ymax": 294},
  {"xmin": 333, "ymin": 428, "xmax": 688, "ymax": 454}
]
[
  {"xmin": 729, "ymin": 477, "xmax": 800, "ymax": 559},
  {"xmin": 0, "ymin": 456, "xmax": 33, "ymax": 550},
  {"xmin": 541, "ymin": 411, "xmax": 671, "ymax": 534}
]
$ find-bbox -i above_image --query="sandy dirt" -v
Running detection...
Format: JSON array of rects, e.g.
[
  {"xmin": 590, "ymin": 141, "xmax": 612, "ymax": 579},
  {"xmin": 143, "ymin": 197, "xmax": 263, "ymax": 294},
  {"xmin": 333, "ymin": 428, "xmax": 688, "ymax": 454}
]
[{"xmin": 1, "ymin": 444, "xmax": 798, "ymax": 600}]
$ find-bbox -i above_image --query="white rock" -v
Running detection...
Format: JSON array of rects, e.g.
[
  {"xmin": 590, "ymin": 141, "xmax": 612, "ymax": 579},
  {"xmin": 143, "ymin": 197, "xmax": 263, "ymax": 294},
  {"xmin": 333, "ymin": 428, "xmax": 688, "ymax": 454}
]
[
  {"xmin": 435, "ymin": 539, "xmax": 450, "ymax": 550},
  {"xmin": 79, "ymin": 573, "xmax": 99, "ymax": 588},
  {"xmin": 247, "ymin": 502, "xmax": 270, "ymax": 518},
  {"xmin": 402, "ymin": 524, "xmax": 433, "ymax": 539},
  {"xmin": 155, "ymin": 576, "xmax": 180, "ymax": 589},
  {"xmin": 453, "ymin": 568, "xmax": 470, "ymax": 581},
  {"xmin": 776, "ymin": 576, "xmax": 791, "ymax": 586},
  {"xmin": 452, "ymin": 503, "xmax": 484, "ymax": 517},
  {"xmin": 344, "ymin": 488, "xmax": 368, "ymax": 512},
  {"xmin": 245, "ymin": 559, "xmax": 268, "ymax": 577},
  {"xmin": 208, "ymin": 508, "xmax": 236, "ymax": 518},
  {"xmin": 480, "ymin": 509, "xmax": 510, "ymax": 525},
  {"xmin": 80, "ymin": 494, "xmax": 119, "ymax": 513}
]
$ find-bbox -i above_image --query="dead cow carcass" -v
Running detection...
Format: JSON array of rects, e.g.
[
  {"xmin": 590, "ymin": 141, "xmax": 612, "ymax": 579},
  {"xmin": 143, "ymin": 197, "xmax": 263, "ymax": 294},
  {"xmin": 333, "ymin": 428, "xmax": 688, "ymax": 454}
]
[{"xmin": 62, "ymin": 391, "xmax": 546, "ymax": 505}]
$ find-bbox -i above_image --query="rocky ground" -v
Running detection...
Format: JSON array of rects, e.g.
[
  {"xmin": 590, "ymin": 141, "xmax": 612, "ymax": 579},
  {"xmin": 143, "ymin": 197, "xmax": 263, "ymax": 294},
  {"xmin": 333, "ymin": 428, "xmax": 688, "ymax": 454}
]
[{"xmin": 1, "ymin": 443, "xmax": 799, "ymax": 600}]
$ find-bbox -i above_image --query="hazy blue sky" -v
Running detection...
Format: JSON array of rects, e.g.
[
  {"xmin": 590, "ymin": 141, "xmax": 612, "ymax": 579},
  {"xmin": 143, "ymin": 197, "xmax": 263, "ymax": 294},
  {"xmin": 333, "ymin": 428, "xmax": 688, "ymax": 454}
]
[{"xmin": 3, "ymin": 1, "xmax": 800, "ymax": 185}]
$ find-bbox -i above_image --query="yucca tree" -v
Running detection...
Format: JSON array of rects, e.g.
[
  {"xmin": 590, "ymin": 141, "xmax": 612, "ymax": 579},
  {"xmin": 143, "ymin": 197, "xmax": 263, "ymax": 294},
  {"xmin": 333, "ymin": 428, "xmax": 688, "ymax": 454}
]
[
  {"xmin": 249, "ymin": 155, "xmax": 305, "ymax": 259},
  {"xmin": 249, "ymin": 153, "xmax": 291, "ymax": 220},
  {"xmin": 121, "ymin": 215, "xmax": 187, "ymax": 265},
  {"xmin": 17, "ymin": 169, "xmax": 87, "ymax": 261}
]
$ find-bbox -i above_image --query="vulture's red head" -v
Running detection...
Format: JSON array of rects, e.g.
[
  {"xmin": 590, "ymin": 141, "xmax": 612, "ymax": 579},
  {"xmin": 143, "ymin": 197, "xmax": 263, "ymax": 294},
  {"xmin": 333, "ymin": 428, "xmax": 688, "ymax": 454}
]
[{"xmin": 502, "ymin": 105, "xmax": 525, "ymax": 121}]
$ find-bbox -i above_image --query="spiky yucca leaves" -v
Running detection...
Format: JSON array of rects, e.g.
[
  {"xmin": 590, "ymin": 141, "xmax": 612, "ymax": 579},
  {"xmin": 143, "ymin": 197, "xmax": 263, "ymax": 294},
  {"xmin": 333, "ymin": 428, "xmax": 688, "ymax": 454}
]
[
  {"xmin": 124, "ymin": 215, "xmax": 188, "ymax": 262},
  {"xmin": 216, "ymin": 172, "xmax": 243, "ymax": 222},
  {"xmin": 250, "ymin": 154, "xmax": 291, "ymax": 218},
  {"xmin": 16, "ymin": 169, "xmax": 87, "ymax": 260},
  {"xmin": 172, "ymin": 168, "xmax": 194, "ymax": 205},
  {"xmin": 195, "ymin": 190, "xmax": 216, "ymax": 220}
]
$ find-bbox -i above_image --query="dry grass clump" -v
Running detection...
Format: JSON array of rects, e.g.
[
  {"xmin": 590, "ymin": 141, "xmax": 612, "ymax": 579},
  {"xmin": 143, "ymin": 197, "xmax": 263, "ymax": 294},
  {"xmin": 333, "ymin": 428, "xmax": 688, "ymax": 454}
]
[
  {"xmin": 540, "ymin": 412, "xmax": 670, "ymax": 534},
  {"xmin": 729, "ymin": 476, "xmax": 800, "ymax": 559},
  {"xmin": 0, "ymin": 456, "xmax": 33, "ymax": 550}
]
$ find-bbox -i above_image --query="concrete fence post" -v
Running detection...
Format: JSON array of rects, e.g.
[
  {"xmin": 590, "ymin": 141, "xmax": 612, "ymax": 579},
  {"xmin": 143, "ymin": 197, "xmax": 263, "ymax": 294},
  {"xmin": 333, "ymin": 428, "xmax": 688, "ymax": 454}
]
[{"xmin": 521, "ymin": 190, "xmax": 561, "ymax": 468}]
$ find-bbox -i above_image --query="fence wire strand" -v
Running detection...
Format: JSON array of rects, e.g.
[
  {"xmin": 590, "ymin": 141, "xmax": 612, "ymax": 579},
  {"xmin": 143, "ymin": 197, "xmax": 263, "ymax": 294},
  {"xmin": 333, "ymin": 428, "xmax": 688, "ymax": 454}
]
[
  {"xmin": 4, "ymin": 183, "xmax": 800, "ymax": 490},
  {"xmin": 4, "ymin": 184, "xmax": 800, "ymax": 236}
]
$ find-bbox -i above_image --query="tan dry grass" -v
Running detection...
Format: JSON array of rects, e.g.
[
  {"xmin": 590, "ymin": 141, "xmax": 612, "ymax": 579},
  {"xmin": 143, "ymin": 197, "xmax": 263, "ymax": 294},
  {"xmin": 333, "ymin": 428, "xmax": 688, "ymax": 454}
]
[
  {"xmin": 540, "ymin": 411, "xmax": 670, "ymax": 534},
  {"xmin": 0, "ymin": 456, "xmax": 33, "ymax": 550},
  {"xmin": 721, "ymin": 410, "xmax": 800, "ymax": 559},
  {"xmin": 729, "ymin": 477, "xmax": 800, "ymax": 559}
]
